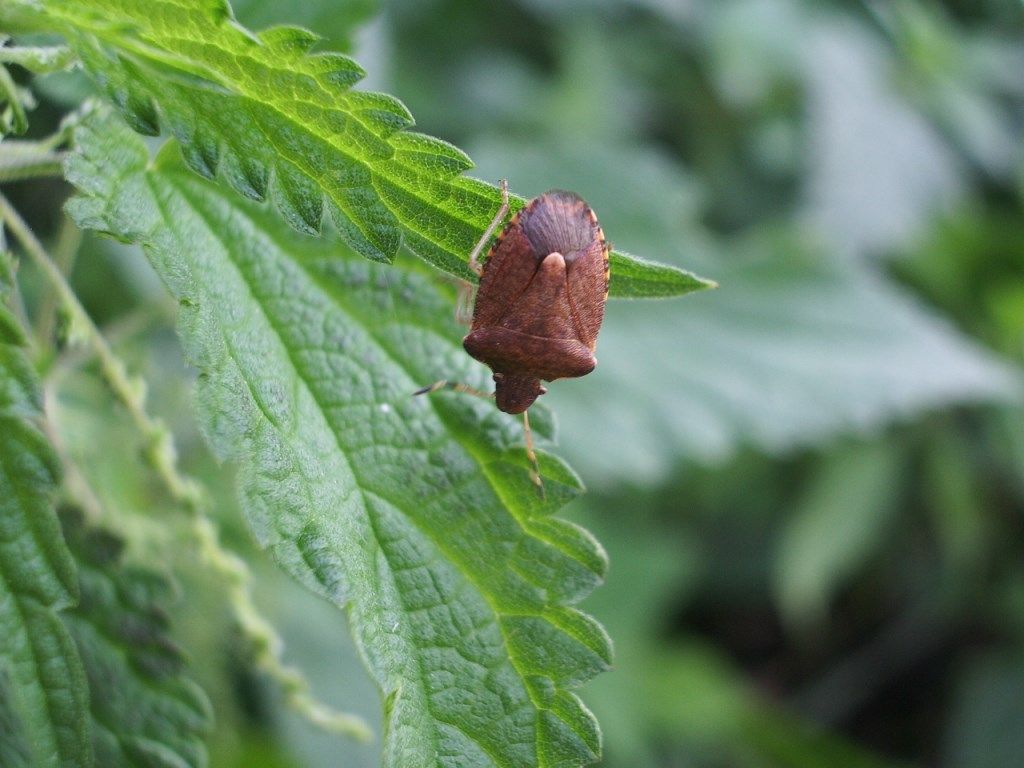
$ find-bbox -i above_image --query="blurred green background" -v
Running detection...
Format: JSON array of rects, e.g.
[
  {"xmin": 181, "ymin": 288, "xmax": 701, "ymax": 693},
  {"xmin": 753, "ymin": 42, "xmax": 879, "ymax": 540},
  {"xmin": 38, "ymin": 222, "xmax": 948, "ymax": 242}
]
[{"xmin": 18, "ymin": 0, "xmax": 1024, "ymax": 766}]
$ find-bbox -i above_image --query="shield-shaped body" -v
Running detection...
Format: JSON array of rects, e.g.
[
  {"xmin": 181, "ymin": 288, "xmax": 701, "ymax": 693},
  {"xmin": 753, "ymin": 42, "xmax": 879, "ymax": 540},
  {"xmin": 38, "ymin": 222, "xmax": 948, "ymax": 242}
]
[{"xmin": 463, "ymin": 190, "xmax": 610, "ymax": 414}]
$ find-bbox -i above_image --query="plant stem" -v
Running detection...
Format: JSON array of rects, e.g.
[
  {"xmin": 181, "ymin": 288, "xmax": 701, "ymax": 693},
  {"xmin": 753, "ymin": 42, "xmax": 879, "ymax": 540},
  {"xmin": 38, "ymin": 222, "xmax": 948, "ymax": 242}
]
[
  {"xmin": 0, "ymin": 44, "xmax": 76, "ymax": 73},
  {"xmin": 33, "ymin": 214, "xmax": 82, "ymax": 350},
  {"xmin": 0, "ymin": 191, "xmax": 373, "ymax": 742},
  {"xmin": 0, "ymin": 147, "xmax": 68, "ymax": 182},
  {"xmin": 0, "ymin": 64, "xmax": 27, "ymax": 134}
]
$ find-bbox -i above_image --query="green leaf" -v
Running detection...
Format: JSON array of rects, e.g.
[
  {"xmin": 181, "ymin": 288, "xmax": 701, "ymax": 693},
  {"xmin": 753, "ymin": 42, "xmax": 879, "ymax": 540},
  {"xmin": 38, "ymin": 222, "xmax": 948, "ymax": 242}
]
[
  {"xmin": 0, "ymin": 253, "xmax": 91, "ymax": 767},
  {"xmin": 12, "ymin": 0, "xmax": 711, "ymax": 298},
  {"xmin": 67, "ymin": 107, "xmax": 610, "ymax": 767},
  {"xmin": 586, "ymin": 243, "xmax": 1021, "ymax": 479},
  {"xmin": 0, "ymin": 667, "xmax": 34, "ymax": 768},
  {"xmin": 607, "ymin": 251, "xmax": 714, "ymax": 299},
  {"xmin": 773, "ymin": 439, "xmax": 904, "ymax": 628},
  {"xmin": 58, "ymin": 507, "xmax": 213, "ymax": 768},
  {"xmin": 944, "ymin": 653, "xmax": 1024, "ymax": 768},
  {"xmin": 0, "ymin": 62, "xmax": 29, "ymax": 135}
]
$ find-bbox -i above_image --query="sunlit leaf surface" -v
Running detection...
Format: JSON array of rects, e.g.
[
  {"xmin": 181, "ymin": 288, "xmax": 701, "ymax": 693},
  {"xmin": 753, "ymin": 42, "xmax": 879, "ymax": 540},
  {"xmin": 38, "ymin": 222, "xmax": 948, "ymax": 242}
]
[{"xmin": 0, "ymin": 253, "xmax": 90, "ymax": 767}]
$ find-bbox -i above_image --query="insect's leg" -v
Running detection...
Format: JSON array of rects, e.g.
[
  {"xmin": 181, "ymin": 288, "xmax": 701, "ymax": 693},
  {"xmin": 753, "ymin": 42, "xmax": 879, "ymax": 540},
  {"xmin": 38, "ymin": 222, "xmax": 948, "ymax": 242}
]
[
  {"xmin": 413, "ymin": 380, "xmax": 492, "ymax": 400},
  {"xmin": 467, "ymin": 178, "xmax": 509, "ymax": 277},
  {"xmin": 523, "ymin": 409, "xmax": 545, "ymax": 498}
]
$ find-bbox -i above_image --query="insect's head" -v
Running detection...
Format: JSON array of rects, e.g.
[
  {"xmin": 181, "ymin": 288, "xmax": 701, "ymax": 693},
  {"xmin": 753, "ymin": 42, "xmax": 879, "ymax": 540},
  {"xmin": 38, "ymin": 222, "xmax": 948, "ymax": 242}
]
[{"xmin": 493, "ymin": 373, "xmax": 547, "ymax": 414}]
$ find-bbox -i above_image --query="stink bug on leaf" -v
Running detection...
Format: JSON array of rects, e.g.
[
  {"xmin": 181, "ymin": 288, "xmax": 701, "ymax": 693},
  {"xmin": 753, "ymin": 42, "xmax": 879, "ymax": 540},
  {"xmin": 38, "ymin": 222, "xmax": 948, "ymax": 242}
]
[{"xmin": 416, "ymin": 180, "xmax": 610, "ymax": 491}]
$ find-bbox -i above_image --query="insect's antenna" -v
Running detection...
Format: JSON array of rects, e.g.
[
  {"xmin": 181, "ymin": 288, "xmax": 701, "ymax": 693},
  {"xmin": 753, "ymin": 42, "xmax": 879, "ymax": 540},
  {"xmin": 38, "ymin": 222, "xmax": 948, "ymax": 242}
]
[
  {"xmin": 467, "ymin": 178, "xmax": 510, "ymax": 276},
  {"xmin": 523, "ymin": 409, "xmax": 545, "ymax": 499},
  {"xmin": 413, "ymin": 380, "xmax": 492, "ymax": 400}
]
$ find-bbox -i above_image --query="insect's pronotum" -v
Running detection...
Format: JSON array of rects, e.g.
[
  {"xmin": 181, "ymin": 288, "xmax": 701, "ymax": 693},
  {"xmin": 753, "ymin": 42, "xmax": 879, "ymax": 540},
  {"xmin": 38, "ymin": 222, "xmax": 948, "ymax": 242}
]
[{"xmin": 417, "ymin": 180, "xmax": 610, "ymax": 491}]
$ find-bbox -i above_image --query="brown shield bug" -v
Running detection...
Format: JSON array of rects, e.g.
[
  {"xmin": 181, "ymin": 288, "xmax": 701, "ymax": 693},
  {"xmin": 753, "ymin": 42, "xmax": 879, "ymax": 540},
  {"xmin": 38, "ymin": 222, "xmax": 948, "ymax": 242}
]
[{"xmin": 417, "ymin": 179, "xmax": 610, "ymax": 490}]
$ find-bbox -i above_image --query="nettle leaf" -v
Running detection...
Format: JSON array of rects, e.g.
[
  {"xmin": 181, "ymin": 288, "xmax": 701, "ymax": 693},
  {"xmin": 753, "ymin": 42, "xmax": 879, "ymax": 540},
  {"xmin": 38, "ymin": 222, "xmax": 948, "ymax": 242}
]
[
  {"xmin": 15, "ymin": 0, "xmax": 712, "ymax": 298},
  {"xmin": 66, "ymin": 107, "xmax": 611, "ymax": 767},
  {"xmin": 0, "ymin": 667, "xmax": 34, "ymax": 768},
  {"xmin": 0, "ymin": 254, "xmax": 91, "ymax": 766},
  {"xmin": 58, "ymin": 508, "xmax": 212, "ymax": 768}
]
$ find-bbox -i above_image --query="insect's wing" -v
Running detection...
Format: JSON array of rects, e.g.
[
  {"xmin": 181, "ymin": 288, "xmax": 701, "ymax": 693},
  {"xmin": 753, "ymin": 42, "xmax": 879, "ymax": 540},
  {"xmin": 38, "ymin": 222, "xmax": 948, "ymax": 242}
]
[
  {"xmin": 523, "ymin": 192, "xmax": 609, "ymax": 351},
  {"xmin": 471, "ymin": 220, "xmax": 539, "ymax": 329},
  {"xmin": 565, "ymin": 236, "xmax": 609, "ymax": 351},
  {"xmin": 506, "ymin": 191, "xmax": 610, "ymax": 350},
  {"xmin": 472, "ymin": 190, "xmax": 607, "ymax": 349}
]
